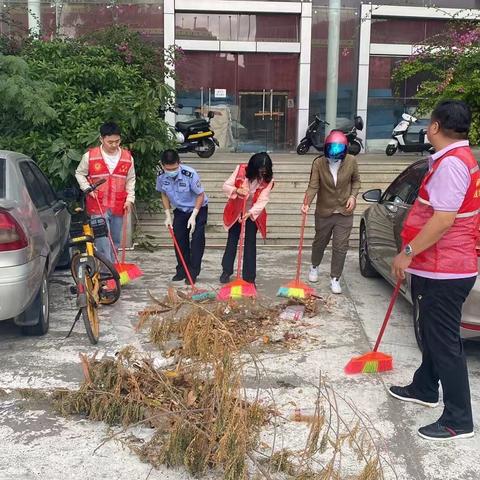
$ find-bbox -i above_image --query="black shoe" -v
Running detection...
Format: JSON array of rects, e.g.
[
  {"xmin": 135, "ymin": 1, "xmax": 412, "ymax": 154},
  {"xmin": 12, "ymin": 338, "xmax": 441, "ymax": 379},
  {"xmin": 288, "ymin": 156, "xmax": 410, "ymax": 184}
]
[
  {"xmin": 388, "ymin": 385, "xmax": 439, "ymax": 408},
  {"xmin": 418, "ymin": 421, "xmax": 474, "ymax": 441},
  {"xmin": 220, "ymin": 272, "xmax": 230, "ymax": 284},
  {"xmin": 171, "ymin": 273, "xmax": 186, "ymax": 282}
]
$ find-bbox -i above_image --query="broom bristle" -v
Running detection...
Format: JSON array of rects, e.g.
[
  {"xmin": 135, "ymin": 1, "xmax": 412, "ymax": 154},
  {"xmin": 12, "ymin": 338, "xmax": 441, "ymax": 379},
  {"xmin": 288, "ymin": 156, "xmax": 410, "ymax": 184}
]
[
  {"xmin": 191, "ymin": 290, "xmax": 216, "ymax": 301},
  {"xmin": 277, "ymin": 280, "xmax": 315, "ymax": 299},
  {"xmin": 217, "ymin": 279, "xmax": 257, "ymax": 301},
  {"xmin": 344, "ymin": 351, "xmax": 393, "ymax": 375}
]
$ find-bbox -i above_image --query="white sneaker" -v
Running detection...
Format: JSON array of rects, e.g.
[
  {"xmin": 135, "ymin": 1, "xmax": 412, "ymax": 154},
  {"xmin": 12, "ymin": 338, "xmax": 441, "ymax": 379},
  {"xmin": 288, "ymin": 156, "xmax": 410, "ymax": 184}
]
[
  {"xmin": 330, "ymin": 277, "xmax": 342, "ymax": 294},
  {"xmin": 308, "ymin": 266, "xmax": 319, "ymax": 283}
]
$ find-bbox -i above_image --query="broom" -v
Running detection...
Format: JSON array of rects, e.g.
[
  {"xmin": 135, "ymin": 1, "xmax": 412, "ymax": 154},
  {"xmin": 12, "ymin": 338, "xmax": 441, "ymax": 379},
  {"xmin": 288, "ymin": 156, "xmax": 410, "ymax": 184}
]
[
  {"xmin": 344, "ymin": 279, "xmax": 401, "ymax": 374},
  {"xmin": 94, "ymin": 196, "xmax": 143, "ymax": 285},
  {"xmin": 277, "ymin": 197, "xmax": 315, "ymax": 299},
  {"xmin": 167, "ymin": 225, "xmax": 215, "ymax": 301},
  {"xmin": 217, "ymin": 194, "xmax": 257, "ymax": 301}
]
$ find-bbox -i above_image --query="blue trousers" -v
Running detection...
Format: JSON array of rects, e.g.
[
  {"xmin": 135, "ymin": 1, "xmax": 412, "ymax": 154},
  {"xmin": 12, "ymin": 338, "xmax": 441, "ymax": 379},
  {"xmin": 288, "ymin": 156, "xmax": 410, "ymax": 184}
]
[{"xmin": 92, "ymin": 209, "xmax": 124, "ymax": 264}]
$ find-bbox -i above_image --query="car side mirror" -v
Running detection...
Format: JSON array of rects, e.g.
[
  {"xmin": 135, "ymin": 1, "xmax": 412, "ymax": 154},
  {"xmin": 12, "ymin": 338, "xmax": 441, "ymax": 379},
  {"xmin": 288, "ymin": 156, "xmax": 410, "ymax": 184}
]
[
  {"xmin": 207, "ymin": 111, "xmax": 215, "ymax": 119},
  {"xmin": 363, "ymin": 189, "xmax": 382, "ymax": 203}
]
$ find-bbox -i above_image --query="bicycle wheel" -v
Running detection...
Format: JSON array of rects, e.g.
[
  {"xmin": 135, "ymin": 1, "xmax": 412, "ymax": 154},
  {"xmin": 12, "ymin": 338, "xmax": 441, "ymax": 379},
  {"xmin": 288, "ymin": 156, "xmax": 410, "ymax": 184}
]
[
  {"xmin": 81, "ymin": 271, "xmax": 100, "ymax": 344},
  {"xmin": 71, "ymin": 251, "xmax": 121, "ymax": 305}
]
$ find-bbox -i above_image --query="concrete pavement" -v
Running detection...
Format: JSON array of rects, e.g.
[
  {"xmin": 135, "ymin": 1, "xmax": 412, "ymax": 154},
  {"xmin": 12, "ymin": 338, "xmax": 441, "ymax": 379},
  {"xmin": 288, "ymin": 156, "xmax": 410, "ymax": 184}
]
[{"xmin": 0, "ymin": 248, "xmax": 479, "ymax": 480}]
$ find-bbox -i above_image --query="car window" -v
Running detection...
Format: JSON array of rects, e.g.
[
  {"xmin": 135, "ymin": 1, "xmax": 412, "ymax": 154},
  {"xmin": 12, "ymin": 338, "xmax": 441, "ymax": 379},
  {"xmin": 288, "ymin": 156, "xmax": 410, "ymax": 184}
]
[
  {"xmin": 382, "ymin": 161, "xmax": 428, "ymax": 206},
  {"xmin": 0, "ymin": 158, "xmax": 5, "ymax": 198},
  {"xmin": 19, "ymin": 161, "xmax": 49, "ymax": 210},
  {"xmin": 28, "ymin": 162, "xmax": 57, "ymax": 205}
]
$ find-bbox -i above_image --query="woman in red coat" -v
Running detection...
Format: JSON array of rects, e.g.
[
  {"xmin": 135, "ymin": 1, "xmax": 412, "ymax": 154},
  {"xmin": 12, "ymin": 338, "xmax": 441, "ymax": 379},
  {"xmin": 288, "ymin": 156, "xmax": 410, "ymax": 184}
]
[{"xmin": 220, "ymin": 152, "xmax": 274, "ymax": 285}]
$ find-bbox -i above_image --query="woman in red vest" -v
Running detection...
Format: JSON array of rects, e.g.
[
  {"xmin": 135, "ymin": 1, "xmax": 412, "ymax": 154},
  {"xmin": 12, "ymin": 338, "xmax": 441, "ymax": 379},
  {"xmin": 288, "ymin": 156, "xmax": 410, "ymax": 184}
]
[{"xmin": 220, "ymin": 152, "xmax": 274, "ymax": 285}]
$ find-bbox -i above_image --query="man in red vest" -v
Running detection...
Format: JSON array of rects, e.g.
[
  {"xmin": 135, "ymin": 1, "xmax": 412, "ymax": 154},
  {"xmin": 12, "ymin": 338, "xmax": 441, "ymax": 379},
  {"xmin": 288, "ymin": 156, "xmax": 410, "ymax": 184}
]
[
  {"xmin": 75, "ymin": 122, "xmax": 136, "ymax": 264},
  {"xmin": 390, "ymin": 100, "xmax": 479, "ymax": 441}
]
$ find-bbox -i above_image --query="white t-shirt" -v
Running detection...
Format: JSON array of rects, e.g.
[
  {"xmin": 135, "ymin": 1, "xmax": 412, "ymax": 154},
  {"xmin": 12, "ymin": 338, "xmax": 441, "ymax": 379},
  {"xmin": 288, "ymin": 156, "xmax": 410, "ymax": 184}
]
[
  {"xmin": 101, "ymin": 147, "xmax": 121, "ymax": 174},
  {"xmin": 327, "ymin": 157, "xmax": 341, "ymax": 186}
]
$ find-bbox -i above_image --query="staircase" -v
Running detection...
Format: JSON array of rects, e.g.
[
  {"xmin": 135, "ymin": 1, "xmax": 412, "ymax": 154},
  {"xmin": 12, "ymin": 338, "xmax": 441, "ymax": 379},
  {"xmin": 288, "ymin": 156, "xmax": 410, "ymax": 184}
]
[{"xmin": 136, "ymin": 153, "xmax": 414, "ymax": 248}]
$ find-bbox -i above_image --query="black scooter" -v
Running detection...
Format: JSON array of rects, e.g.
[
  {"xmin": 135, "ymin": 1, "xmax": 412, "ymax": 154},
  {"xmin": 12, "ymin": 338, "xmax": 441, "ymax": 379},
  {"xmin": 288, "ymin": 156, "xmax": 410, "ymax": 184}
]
[
  {"xmin": 297, "ymin": 115, "xmax": 364, "ymax": 156},
  {"xmin": 165, "ymin": 105, "xmax": 219, "ymax": 158}
]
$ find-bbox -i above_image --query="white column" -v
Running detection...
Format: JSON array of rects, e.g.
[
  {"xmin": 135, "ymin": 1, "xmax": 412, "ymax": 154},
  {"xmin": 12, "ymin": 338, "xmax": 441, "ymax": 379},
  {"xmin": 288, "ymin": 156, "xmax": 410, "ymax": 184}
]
[
  {"xmin": 164, "ymin": 0, "xmax": 176, "ymax": 127},
  {"xmin": 28, "ymin": 0, "xmax": 41, "ymax": 36},
  {"xmin": 356, "ymin": 4, "xmax": 372, "ymax": 151},
  {"xmin": 325, "ymin": 0, "xmax": 341, "ymax": 134},
  {"xmin": 296, "ymin": 2, "xmax": 312, "ymax": 146}
]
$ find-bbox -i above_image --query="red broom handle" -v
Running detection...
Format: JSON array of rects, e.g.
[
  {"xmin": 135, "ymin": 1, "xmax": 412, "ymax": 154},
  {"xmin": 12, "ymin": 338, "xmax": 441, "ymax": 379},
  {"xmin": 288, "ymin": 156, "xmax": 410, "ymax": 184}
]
[
  {"xmin": 373, "ymin": 280, "xmax": 402, "ymax": 352},
  {"xmin": 168, "ymin": 225, "xmax": 198, "ymax": 292},
  {"xmin": 235, "ymin": 193, "xmax": 249, "ymax": 280},
  {"xmin": 93, "ymin": 193, "xmax": 121, "ymax": 264},
  {"xmin": 295, "ymin": 196, "xmax": 308, "ymax": 283},
  {"xmin": 121, "ymin": 212, "xmax": 128, "ymax": 264}
]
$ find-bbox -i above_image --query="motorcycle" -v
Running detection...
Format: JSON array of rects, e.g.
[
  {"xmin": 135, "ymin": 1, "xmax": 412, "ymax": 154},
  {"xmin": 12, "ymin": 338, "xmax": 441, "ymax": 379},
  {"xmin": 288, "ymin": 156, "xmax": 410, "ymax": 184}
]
[
  {"xmin": 386, "ymin": 113, "xmax": 433, "ymax": 156},
  {"xmin": 297, "ymin": 115, "xmax": 364, "ymax": 156},
  {"xmin": 166, "ymin": 105, "xmax": 219, "ymax": 158}
]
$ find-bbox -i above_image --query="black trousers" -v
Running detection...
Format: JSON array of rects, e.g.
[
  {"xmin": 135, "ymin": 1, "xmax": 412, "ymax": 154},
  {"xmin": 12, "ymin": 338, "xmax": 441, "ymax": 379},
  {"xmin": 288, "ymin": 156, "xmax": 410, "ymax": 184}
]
[
  {"xmin": 221, "ymin": 219, "xmax": 257, "ymax": 283},
  {"xmin": 173, "ymin": 206, "xmax": 208, "ymax": 279},
  {"xmin": 409, "ymin": 274, "xmax": 476, "ymax": 430}
]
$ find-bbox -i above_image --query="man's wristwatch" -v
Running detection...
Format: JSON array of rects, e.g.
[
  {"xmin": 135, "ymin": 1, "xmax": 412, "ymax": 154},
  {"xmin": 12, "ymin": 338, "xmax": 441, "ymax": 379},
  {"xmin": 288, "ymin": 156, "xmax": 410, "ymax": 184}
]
[{"xmin": 404, "ymin": 244, "xmax": 414, "ymax": 256}]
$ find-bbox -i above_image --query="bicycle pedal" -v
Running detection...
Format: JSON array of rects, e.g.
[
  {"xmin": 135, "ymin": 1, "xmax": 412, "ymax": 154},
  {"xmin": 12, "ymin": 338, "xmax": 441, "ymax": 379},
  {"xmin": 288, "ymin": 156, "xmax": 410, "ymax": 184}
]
[{"xmin": 70, "ymin": 285, "xmax": 77, "ymax": 295}]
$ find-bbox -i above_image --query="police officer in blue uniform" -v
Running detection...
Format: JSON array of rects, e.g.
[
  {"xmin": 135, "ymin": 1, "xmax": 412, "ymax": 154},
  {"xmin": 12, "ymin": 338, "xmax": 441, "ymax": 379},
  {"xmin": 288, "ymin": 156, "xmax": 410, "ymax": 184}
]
[{"xmin": 156, "ymin": 150, "xmax": 208, "ymax": 283}]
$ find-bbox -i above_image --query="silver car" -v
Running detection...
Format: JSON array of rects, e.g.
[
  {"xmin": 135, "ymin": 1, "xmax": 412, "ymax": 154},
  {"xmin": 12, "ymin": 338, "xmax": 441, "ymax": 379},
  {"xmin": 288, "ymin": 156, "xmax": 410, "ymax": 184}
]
[
  {"xmin": 0, "ymin": 151, "xmax": 70, "ymax": 335},
  {"xmin": 359, "ymin": 158, "xmax": 480, "ymax": 348}
]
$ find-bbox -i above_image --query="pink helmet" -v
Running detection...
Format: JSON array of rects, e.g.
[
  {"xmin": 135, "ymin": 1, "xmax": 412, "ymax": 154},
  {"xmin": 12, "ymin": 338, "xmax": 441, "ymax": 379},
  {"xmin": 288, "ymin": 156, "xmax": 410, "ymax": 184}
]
[{"xmin": 324, "ymin": 130, "xmax": 348, "ymax": 160}]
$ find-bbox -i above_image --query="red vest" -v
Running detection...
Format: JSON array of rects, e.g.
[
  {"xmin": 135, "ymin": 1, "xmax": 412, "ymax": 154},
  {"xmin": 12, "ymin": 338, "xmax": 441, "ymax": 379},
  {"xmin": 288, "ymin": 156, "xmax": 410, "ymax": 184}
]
[
  {"xmin": 86, "ymin": 147, "xmax": 132, "ymax": 216},
  {"xmin": 401, "ymin": 145, "xmax": 480, "ymax": 275},
  {"xmin": 223, "ymin": 164, "xmax": 272, "ymax": 240}
]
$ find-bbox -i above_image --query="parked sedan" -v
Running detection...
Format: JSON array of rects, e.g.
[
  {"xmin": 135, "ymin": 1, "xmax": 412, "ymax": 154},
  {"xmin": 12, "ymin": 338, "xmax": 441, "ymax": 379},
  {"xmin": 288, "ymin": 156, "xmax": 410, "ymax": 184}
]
[
  {"xmin": 0, "ymin": 151, "xmax": 70, "ymax": 335},
  {"xmin": 359, "ymin": 158, "xmax": 480, "ymax": 348}
]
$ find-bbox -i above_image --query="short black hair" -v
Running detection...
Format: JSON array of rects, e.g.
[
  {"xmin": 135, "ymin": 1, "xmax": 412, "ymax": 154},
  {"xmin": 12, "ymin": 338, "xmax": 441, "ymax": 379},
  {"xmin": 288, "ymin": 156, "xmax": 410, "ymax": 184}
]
[
  {"xmin": 246, "ymin": 152, "xmax": 273, "ymax": 183},
  {"xmin": 161, "ymin": 149, "xmax": 180, "ymax": 165},
  {"xmin": 431, "ymin": 100, "xmax": 471, "ymax": 140},
  {"xmin": 100, "ymin": 122, "xmax": 121, "ymax": 137}
]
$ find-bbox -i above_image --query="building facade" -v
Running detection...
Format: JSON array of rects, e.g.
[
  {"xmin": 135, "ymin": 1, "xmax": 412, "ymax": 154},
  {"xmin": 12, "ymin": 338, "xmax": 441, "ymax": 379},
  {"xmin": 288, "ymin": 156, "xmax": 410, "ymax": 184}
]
[{"xmin": 2, "ymin": 0, "xmax": 479, "ymax": 151}]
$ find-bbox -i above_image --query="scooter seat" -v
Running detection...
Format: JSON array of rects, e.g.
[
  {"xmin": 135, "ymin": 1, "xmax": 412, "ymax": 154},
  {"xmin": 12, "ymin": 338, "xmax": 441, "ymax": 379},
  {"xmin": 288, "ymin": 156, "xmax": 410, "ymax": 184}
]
[{"xmin": 176, "ymin": 119, "xmax": 209, "ymax": 131}]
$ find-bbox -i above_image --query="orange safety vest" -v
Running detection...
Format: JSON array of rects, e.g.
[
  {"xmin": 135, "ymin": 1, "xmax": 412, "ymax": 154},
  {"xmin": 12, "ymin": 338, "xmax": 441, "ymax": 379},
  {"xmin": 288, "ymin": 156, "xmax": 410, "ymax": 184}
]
[
  {"xmin": 223, "ymin": 164, "xmax": 272, "ymax": 240},
  {"xmin": 401, "ymin": 145, "xmax": 480, "ymax": 275},
  {"xmin": 86, "ymin": 146, "xmax": 132, "ymax": 216}
]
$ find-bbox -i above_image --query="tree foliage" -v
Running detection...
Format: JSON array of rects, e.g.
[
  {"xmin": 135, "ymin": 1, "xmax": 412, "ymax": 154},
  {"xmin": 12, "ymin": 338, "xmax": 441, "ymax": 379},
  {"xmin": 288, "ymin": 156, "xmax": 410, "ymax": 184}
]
[
  {"xmin": 0, "ymin": 26, "xmax": 177, "ymax": 200},
  {"xmin": 394, "ymin": 21, "xmax": 480, "ymax": 144}
]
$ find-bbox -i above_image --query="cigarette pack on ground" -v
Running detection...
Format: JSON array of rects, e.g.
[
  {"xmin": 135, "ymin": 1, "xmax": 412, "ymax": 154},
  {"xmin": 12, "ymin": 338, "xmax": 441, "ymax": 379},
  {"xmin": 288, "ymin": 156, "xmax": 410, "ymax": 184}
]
[{"xmin": 279, "ymin": 305, "xmax": 305, "ymax": 321}]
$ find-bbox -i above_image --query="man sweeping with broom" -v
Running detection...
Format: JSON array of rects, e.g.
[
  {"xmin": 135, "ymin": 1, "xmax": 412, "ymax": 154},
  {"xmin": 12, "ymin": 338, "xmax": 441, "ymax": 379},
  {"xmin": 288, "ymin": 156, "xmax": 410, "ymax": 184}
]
[
  {"xmin": 390, "ymin": 100, "xmax": 479, "ymax": 441},
  {"xmin": 301, "ymin": 130, "xmax": 361, "ymax": 294},
  {"xmin": 75, "ymin": 122, "xmax": 136, "ymax": 264}
]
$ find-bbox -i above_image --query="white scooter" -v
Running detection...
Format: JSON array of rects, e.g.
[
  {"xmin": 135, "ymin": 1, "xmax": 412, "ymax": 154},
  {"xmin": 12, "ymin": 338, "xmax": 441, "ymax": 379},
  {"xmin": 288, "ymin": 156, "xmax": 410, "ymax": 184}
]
[{"xmin": 386, "ymin": 113, "xmax": 433, "ymax": 156}]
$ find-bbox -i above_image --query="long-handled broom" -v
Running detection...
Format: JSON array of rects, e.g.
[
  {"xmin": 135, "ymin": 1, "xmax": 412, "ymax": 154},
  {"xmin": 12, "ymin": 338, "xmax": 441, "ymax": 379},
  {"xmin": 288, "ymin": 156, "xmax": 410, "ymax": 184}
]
[
  {"xmin": 344, "ymin": 279, "xmax": 401, "ymax": 374},
  {"xmin": 217, "ymin": 194, "xmax": 257, "ymax": 301},
  {"xmin": 277, "ymin": 197, "xmax": 315, "ymax": 299},
  {"xmin": 94, "ymin": 197, "xmax": 143, "ymax": 285},
  {"xmin": 167, "ymin": 226, "xmax": 215, "ymax": 301}
]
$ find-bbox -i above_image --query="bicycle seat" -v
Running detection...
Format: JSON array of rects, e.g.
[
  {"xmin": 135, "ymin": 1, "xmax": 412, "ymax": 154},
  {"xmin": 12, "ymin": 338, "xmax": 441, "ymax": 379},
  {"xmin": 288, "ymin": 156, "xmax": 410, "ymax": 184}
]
[{"xmin": 74, "ymin": 207, "xmax": 84, "ymax": 213}]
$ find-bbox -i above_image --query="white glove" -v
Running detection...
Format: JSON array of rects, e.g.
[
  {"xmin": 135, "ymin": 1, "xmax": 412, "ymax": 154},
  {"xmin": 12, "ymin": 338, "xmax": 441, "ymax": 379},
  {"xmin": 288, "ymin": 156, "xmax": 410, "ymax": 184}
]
[
  {"xmin": 164, "ymin": 209, "xmax": 172, "ymax": 229},
  {"xmin": 301, "ymin": 203, "xmax": 309, "ymax": 214},
  {"xmin": 187, "ymin": 208, "xmax": 199, "ymax": 234}
]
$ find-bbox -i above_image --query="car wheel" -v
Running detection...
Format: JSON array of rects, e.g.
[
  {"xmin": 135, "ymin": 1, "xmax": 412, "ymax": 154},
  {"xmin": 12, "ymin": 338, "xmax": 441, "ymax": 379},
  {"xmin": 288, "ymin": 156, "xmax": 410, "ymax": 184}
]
[
  {"xmin": 359, "ymin": 223, "xmax": 379, "ymax": 278},
  {"xmin": 21, "ymin": 270, "xmax": 50, "ymax": 336},
  {"xmin": 413, "ymin": 295, "xmax": 424, "ymax": 351}
]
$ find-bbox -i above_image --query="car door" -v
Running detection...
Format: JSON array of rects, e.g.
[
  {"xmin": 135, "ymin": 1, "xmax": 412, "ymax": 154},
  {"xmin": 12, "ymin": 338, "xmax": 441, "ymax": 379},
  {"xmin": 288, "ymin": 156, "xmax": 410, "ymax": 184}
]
[
  {"xmin": 19, "ymin": 162, "xmax": 60, "ymax": 267},
  {"xmin": 28, "ymin": 162, "xmax": 70, "ymax": 261},
  {"xmin": 369, "ymin": 161, "xmax": 428, "ymax": 278}
]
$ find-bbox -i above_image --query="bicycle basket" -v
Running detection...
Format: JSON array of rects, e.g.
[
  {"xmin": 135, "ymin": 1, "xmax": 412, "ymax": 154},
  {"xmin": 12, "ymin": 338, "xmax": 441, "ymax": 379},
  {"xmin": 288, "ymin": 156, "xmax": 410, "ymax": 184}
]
[{"xmin": 90, "ymin": 217, "xmax": 109, "ymax": 238}]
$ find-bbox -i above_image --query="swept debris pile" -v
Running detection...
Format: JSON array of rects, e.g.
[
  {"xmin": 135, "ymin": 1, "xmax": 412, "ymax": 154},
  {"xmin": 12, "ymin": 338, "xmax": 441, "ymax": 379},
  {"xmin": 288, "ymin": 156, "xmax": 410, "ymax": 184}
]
[{"xmin": 54, "ymin": 291, "xmax": 396, "ymax": 480}]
